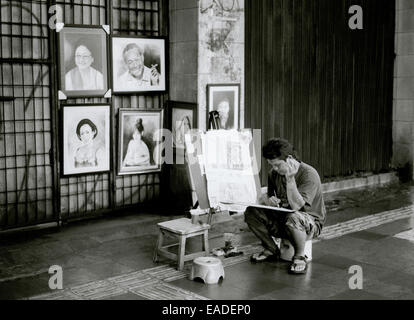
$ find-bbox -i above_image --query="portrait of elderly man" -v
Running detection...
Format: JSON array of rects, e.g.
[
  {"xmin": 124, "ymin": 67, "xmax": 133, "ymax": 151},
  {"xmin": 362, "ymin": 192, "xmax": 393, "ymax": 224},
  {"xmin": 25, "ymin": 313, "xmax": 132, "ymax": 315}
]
[
  {"xmin": 117, "ymin": 43, "xmax": 160, "ymax": 90},
  {"xmin": 216, "ymin": 99, "xmax": 232, "ymax": 129}
]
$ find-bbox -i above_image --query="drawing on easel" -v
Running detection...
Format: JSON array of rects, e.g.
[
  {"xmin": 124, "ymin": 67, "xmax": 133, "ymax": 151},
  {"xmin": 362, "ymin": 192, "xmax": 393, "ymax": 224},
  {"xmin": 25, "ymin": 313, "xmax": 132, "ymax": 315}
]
[{"xmin": 199, "ymin": 130, "xmax": 262, "ymax": 209}]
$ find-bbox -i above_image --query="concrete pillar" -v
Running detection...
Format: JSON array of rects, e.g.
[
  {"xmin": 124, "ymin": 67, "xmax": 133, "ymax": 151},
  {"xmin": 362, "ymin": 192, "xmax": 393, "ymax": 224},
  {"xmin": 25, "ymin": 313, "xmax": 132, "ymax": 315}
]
[
  {"xmin": 198, "ymin": 0, "xmax": 245, "ymax": 130},
  {"xmin": 169, "ymin": 0, "xmax": 245, "ymax": 130},
  {"xmin": 393, "ymin": 0, "xmax": 414, "ymax": 180}
]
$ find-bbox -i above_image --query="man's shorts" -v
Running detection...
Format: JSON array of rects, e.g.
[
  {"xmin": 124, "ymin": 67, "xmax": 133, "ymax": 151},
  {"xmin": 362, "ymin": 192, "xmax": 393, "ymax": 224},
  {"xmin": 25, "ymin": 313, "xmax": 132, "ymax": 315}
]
[{"xmin": 285, "ymin": 211, "xmax": 320, "ymax": 239}]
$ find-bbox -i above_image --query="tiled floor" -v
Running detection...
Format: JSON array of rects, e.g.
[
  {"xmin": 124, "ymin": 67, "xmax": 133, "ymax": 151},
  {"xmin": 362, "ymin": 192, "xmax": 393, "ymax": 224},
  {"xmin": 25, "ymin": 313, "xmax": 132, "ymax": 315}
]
[
  {"xmin": 0, "ymin": 181, "xmax": 414, "ymax": 300},
  {"xmin": 169, "ymin": 216, "xmax": 414, "ymax": 300}
]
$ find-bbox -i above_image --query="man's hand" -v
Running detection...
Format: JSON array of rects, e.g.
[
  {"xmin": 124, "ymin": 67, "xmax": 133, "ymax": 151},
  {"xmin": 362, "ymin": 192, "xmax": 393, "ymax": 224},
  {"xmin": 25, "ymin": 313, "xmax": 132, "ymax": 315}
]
[
  {"xmin": 259, "ymin": 194, "xmax": 281, "ymax": 207},
  {"xmin": 150, "ymin": 64, "xmax": 160, "ymax": 85}
]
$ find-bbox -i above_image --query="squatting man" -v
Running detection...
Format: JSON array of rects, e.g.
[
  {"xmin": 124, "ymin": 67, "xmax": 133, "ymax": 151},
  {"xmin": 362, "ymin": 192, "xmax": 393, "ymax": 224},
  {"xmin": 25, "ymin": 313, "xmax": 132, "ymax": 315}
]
[{"xmin": 245, "ymin": 138, "xmax": 326, "ymax": 274}]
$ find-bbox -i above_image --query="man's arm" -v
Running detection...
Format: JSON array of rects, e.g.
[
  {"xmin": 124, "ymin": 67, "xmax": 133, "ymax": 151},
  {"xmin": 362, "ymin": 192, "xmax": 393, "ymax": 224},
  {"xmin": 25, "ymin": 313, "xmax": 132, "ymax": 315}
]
[
  {"xmin": 286, "ymin": 171, "xmax": 318, "ymax": 211},
  {"xmin": 286, "ymin": 176, "xmax": 306, "ymax": 211}
]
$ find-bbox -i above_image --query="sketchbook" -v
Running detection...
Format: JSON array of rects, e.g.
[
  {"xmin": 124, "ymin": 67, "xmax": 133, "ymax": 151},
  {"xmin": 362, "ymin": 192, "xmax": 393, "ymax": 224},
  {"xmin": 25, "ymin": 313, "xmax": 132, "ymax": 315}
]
[{"xmin": 219, "ymin": 201, "xmax": 295, "ymax": 213}]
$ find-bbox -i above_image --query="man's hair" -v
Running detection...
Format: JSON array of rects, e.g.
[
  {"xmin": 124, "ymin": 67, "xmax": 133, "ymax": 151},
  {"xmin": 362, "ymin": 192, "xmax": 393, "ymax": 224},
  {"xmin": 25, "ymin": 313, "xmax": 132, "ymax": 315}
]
[
  {"xmin": 217, "ymin": 99, "xmax": 230, "ymax": 113},
  {"xmin": 262, "ymin": 138, "xmax": 299, "ymax": 161},
  {"xmin": 76, "ymin": 119, "xmax": 98, "ymax": 140},
  {"xmin": 122, "ymin": 43, "xmax": 144, "ymax": 62}
]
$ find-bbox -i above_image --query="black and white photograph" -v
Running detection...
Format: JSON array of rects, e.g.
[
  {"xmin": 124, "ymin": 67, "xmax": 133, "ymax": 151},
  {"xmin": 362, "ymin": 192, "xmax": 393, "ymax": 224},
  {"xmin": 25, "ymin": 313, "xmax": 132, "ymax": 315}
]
[
  {"xmin": 112, "ymin": 36, "xmax": 166, "ymax": 93},
  {"xmin": 118, "ymin": 109, "xmax": 163, "ymax": 175},
  {"xmin": 62, "ymin": 105, "xmax": 110, "ymax": 175},
  {"xmin": 58, "ymin": 26, "xmax": 109, "ymax": 98},
  {"xmin": 207, "ymin": 83, "xmax": 240, "ymax": 130},
  {"xmin": 170, "ymin": 101, "xmax": 197, "ymax": 149},
  {"xmin": 2, "ymin": 0, "xmax": 414, "ymax": 308}
]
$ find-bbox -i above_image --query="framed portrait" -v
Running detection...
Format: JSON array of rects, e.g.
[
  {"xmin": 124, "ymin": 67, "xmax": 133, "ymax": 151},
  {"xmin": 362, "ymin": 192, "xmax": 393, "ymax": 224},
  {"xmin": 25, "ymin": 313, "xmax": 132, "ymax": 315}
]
[
  {"xmin": 169, "ymin": 101, "xmax": 197, "ymax": 150},
  {"xmin": 207, "ymin": 83, "xmax": 240, "ymax": 130},
  {"xmin": 112, "ymin": 36, "xmax": 166, "ymax": 94},
  {"xmin": 118, "ymin": 109, "xmax": 164, "ymax": 175},
  {"xmin": 57, "ymin": 25, "xmax": 110, "ymax": 99},
  {"xmin": 62, "ymin": 105, "xmax": 111, "ymax": 176}
]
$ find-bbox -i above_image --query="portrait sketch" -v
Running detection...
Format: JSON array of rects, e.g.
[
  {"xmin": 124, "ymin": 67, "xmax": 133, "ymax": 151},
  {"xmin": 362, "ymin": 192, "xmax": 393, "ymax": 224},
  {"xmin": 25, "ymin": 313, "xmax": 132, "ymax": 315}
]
[
  {"xmin": 170, "ymin": 102, "xmax": 197, "ymax": 150},
  {"xmin": 58, "ymin": 26, "xmax": 109, "ymax": 98},
  {"xmin": 118, "ymin": 109, "xmax": 163, "ymax": 175},
  {"xmin": 62, "ymin": 105, "xmax": 110, "ymax": 176},
  {"xmin": 207, "ymin": 84, "xmax": 240, "ymax": 130},
  {"xmin": 112, "ymin": 36, "xmax": 166, "ymax": 93}
]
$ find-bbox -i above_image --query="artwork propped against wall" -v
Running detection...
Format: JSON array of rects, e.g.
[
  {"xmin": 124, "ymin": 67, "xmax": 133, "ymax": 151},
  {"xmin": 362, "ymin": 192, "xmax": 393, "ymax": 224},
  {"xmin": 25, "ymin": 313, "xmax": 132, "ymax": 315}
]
[
  {"xmin": 62, "ymin": 105, "xmax": 111, "ymax": 176},
  {"xmin": 169, "ymin": 101, "xmax": 198, "ymax": 150},
  {"xmin": 117, "ymin": 109, "xmax": 164, "ymax": 175},
  {"xmin": 199, "ymin": 129, "xmax": 261, "ymax": 212},
  {"xmin": 57, "ymin": 25, "xmax": 110, "ymax": 99},
  {"xmin": 207, "ymin": 84, "xmax": 240, "ymax": 130}
]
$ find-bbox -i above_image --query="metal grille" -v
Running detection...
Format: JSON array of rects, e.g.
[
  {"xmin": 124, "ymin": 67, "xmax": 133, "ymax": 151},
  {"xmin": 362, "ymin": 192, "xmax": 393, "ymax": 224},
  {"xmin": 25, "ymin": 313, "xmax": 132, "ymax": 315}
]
[
  {"xmin": 54, "ymin": 0, "xmax": 111, "ymax": 220},
  {"xmin": 111, "ymin": 0, "xmax": 165, "ymax": 209},
  {"xmin": 0, "ymin": 0, "xmax": 55, "ymax": 229},
  {"xmin": 0, "ymin": 0, "xmax": 168, "ymax": 229}
]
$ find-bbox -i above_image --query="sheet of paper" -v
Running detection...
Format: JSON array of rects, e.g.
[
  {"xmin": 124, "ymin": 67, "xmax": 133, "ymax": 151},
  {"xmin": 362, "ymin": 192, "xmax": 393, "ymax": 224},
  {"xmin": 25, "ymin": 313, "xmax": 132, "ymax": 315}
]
[
  {"xmin": 201, "ymin": 130, "xmax": 261, "ymax": 208},
  {"xmin": 219, "ymin": 201, "xmax": 295, "ymax": 213}
]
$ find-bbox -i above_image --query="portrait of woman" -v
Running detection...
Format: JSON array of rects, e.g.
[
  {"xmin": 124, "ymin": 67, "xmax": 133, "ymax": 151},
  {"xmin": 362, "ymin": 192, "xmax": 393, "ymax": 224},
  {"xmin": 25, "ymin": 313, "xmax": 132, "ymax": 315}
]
[
  {"xmin": 65, "ymin": 42, "xmax": 104, "ymax": 91},
  {"xmin": 123, "ymin": 118, "xmax": 150, "ymax": 167},
  {"xmin": 174, "ymin": 115, "xmax": 192, "ymax": 148},
  {"xmin": 63, "ymin": 105, "xmax": 110, "ymax": 176},
  {"xmin": 74, "ymin": 119, "xmax": 105, "ymax": 168},
  {"xmin": 58, "ymin": 26, "xmax": 109, "ymax": 98},
  {"xmin": 170, "ymin": 102, "xmax": 197, "ymax": 150},
  {"xmin": 118, "ymin": 109, "xmax": 163, "ymax": 175}
]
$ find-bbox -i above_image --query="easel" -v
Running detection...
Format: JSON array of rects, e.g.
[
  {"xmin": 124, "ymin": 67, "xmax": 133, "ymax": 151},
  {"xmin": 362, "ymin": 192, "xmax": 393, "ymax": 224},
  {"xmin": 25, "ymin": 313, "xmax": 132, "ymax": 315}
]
[
  {"xmin": 154, "ymin": 115, "xmax": 261, "ymax": 270},
  {"xmin": 187, "ymin": 110, "xmax": 228, "ymax": 221}
]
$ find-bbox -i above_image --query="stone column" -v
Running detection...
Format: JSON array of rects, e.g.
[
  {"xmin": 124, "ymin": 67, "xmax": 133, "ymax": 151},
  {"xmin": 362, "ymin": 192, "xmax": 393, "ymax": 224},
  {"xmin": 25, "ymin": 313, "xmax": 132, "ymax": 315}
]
[
  {"xmin": 198, "ymin": 0, "xmax": 245, "ymax": 130},
  {"xmin": 169, "ymin": 0, "xmax": 245, "ymax": 129},
  {"xmin": 393, "ymin": 0, "xmax": 414, "ymax": 180}
]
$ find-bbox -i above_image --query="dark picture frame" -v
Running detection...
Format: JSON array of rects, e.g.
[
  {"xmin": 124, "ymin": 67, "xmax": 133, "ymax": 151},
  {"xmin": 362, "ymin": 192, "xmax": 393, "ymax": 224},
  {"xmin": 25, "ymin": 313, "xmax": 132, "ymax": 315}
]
[
  {"xmin": 111, "ymin": 35, "xmax": 166, "ymax": 94},
  {"xmin": 169, "ymin": 101, "xmax": 197, "ymax": 150},
  {"xmin": 117, "ymin": 109, "xmax": 164, "ymax": 175},
  {"xmin": 206, "ymin": 83, "xmax": 240, "ymax": 130},
  {"xmin": 57, "ymin": 25, "xmax": 110, "ymax": 99},
  {"xmin": 61, "ymin": 104, "xmax": 111, "ymax": 176}
]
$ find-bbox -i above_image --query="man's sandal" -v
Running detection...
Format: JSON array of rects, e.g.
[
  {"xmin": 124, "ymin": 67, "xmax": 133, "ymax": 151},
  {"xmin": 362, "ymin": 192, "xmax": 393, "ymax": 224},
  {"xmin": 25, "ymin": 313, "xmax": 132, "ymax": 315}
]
[
  {"xmin": 250, "ymin": 251, "xmax": 279, "ymax": 263},
  {"xmin": 289, "ymin": 255, "xmax": 308, "ymax": 274}
]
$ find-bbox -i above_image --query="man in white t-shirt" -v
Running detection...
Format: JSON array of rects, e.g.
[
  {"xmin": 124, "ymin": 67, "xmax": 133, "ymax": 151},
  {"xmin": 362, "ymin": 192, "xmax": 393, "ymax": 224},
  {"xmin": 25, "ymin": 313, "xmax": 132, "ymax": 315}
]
[{"xmin": 117, "ymin": 43, "xmax": 159, "ymax": 91}]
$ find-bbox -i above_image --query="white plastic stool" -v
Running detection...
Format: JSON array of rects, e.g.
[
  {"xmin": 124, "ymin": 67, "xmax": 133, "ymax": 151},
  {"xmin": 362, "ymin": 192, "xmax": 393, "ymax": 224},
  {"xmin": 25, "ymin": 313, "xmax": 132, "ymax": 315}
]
[
  {"xmin": 278, "ymin": 238, "xmax": 313, "ymax": 262},
  {"xmin": 189, "ymin": 257, "xmax": 225, "ymax": 284}
]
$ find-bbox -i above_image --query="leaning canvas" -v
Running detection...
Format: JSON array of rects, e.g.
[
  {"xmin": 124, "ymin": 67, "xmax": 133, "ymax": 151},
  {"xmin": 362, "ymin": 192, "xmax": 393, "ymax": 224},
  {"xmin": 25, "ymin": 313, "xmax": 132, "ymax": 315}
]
[{"xmin": 199, "ymin": 130, "xmax": 262, "ymax": 211}]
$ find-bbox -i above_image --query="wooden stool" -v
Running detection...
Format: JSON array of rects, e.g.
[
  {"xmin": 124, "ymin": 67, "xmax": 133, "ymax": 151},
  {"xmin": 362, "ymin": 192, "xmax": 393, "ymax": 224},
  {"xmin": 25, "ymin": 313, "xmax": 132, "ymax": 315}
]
[
  {"xmin": 189, "ymin": 257, "xmax": 225, "ymax": 284},
  {"xmin": 153, "ymin": 218, "xmax": 210, "ymax": 271}
]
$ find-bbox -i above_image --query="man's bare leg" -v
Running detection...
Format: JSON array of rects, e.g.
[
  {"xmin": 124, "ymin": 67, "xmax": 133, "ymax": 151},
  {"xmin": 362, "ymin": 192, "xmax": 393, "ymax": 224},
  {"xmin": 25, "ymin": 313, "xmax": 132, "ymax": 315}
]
[{"xmin": 285, "ymin": 225, "xmax": 307, "ymax": 272}]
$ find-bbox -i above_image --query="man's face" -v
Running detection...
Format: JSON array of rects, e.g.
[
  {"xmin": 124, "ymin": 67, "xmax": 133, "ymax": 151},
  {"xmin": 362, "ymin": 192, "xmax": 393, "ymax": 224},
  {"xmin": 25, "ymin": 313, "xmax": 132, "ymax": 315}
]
[
  {"xmin": 217, "ymin": 102, "xmax": 230, "ymax": 124},
  {"xmin": 267, "ymin": 157, "xmax": 289, "ymax": 175},
  {"xmin": 125, "ymin": 49, "xmax": 144, "ymax": 77}
]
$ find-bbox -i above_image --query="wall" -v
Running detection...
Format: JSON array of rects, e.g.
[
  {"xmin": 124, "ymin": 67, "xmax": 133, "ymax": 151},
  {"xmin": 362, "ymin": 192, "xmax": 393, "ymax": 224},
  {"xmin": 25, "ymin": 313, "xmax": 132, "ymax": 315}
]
[
  {"xmin": 245, "ymin": 0, "xmax": 395, "ymax": 184},
  {"xmin": 393, "ymin": 0, "xmax": 414, "ymax": 180}
]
